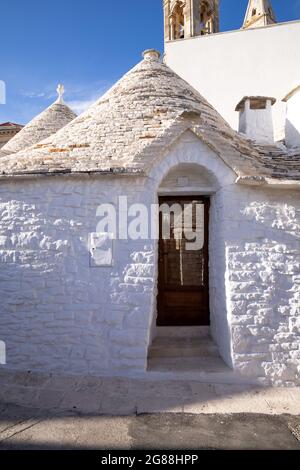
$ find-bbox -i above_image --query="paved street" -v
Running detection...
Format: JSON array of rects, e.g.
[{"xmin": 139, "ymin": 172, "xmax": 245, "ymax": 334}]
[
  {"xmin": 1, "ymin": 369, "xmax": 300, "ymax": 416},
  {"xmin": 0, "ymin": 403, "xmax": 299, "ymax": 450},
  {"xmin": 0, "ymin": 369, "xmax": 300, "ymax": 450}
]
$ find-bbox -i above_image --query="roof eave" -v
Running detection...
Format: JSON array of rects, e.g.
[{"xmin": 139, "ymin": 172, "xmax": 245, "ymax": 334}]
[
  {"xmin": 236, "ymin": 175, "xmax": 300, "ymax": 190},
  {"xmin": 0, "ymin": 167, "xmax": 145, "ymax": 182}
]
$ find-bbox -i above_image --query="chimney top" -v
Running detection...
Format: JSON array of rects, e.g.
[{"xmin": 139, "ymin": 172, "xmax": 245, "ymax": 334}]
[
  {"xmin": 236, "ymin": 96, "xmax": 276, "ymax": 112},
  {"xmin": 142, "ymin": 49, "xmax": 161, "ymax": 61}
]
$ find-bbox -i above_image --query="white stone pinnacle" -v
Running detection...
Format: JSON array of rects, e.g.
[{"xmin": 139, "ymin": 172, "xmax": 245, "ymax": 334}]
[{"xmin": 56, "ymin": 83, "xmax": 65, "ymax": 105}]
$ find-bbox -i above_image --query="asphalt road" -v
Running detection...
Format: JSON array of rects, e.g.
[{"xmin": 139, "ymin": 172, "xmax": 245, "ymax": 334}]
[{"xmin": 0, "ymin": 403, "xmax": 299, "ymax": 450}]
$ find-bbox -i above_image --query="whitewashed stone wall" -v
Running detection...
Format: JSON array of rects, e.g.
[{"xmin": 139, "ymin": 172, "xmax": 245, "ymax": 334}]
[{"xmin": 0, "ymin": 131, "xmax": 299, "ymax": 385}]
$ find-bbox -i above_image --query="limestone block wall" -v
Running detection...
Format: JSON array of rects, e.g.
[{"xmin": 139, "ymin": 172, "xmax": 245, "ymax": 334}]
[{"xmin": 223, "ymin": 187, "xmax": 300, "ymax": 386}]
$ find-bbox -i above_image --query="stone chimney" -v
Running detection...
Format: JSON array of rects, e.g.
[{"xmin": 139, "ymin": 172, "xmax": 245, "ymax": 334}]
[
  {"xmin": 142, "ymin": 49, "xmax": 161, "ymax": 61},
  {"xmin": 235, "ymin": 96, "xmax": 276, "ymax": 144},
  {"xmin": 282, "ymin": 86, "xmax": 300, "ymax": 148}
]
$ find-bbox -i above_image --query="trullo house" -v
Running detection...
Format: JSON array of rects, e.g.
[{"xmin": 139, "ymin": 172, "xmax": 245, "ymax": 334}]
[{"xmin": 0, "ymin": 49, "xmax": 299, "ymax": 387}]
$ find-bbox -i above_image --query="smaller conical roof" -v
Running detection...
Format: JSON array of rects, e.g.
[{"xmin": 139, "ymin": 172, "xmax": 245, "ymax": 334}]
[{"xmin": 0, "ymin": 84, "xmax": 76, "ymax": 156}]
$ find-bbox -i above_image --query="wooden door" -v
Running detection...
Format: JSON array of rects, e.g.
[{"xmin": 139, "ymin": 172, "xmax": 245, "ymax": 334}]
[{"xmin": 157, "ymin": 196, "xmax": 210, "ymax": 326}]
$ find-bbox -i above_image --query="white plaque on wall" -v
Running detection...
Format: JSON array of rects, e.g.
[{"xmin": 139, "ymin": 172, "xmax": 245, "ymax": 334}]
[
  {"xmin": 89, "ymin": 233, "xmax": 114, "ymax": 267},
  {"xmin": 177, "ymin": 176, "xmax": 190, "ymax": 187}
]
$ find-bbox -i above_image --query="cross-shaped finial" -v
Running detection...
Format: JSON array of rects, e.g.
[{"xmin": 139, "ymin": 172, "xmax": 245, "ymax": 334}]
[{"xmin": 56, "ymin": 84, "xmax": 65, "ymax": 104}]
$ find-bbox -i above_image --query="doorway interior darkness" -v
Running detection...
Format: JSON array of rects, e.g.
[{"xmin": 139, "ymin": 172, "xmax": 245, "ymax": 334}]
[{"xmin": 157, "ymin": 196, "xmax": 210, "ymax": 326}]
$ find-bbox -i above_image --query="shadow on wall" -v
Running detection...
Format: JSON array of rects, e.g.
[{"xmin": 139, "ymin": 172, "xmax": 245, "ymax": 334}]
[
  {"xmin": 285, "ymin": 119, "xmax": 300, "ymax": 148},
  {"xmin": 243, "ymin": 200, "xmax": 300, "ymax": 240}
]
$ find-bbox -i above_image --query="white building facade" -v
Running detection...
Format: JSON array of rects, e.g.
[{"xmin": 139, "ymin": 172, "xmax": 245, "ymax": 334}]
[{"xmin": 165, "ymin": 10, "xmax": 300, "ymax": 141}]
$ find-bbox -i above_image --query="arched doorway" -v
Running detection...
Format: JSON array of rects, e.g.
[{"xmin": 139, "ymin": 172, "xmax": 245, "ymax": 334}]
[
  {"xmin": 147, "ymin": 159, "xmax": 232, "ymax": 374},
  {"xmin": 155, "ymin": 162, "xmax": 216, "ymax": 328}
]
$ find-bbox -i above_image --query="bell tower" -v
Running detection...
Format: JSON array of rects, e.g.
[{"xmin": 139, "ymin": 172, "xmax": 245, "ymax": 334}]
[
  {"xmin": 243, "ymin": 0, "xmax": 276, "ymax": 29},
  {"xmin": 164, "ymin": 1, "xmax": 219, "ymax": 42}
]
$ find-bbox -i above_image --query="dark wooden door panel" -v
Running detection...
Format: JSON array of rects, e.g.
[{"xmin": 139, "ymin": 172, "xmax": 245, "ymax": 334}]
[
  {"xmin": 157, "ymin": 196, "xmax": 210, "ymax": 326},
  {"xmin": 161, "ymin": 306, "xmax": 209, "ymax": 327},
  {"xmin": 164, "ymin": 291, "xmax": 203, "ymax": 306}
]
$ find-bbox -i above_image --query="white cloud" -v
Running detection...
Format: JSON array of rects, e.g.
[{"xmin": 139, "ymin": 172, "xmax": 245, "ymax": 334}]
[
  {"xmin": 68, "ymin": 97, "xmax": 99, "ymax": 114},
  {"xmin": 20, "ymin": 81, "xmax": 111, "ymax": 115},
  {"xmin": 22, "ymin": 91, "xmax": 48, "ymax": 99},
  {"xmin": 67, "ymin": 83, "xmax": 111, "ymax": 114},
  {"xmin": 0, "ymin": 80, "xmax": 6, "ymax": 104}
]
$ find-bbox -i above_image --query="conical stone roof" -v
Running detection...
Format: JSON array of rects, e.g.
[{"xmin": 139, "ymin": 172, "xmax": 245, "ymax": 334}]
[
  {"xmin": 0, "ymin": 87, "xmax": 77, "ymax": 157},
  {"xmin": 0, "ymin": 50, "xmax": 299, "ymax": 182}
]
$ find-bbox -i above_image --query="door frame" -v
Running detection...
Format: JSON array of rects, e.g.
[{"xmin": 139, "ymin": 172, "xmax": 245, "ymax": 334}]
[{"xmin": 157, "ymin": 195, "xmax": 210, "ymax": 327}]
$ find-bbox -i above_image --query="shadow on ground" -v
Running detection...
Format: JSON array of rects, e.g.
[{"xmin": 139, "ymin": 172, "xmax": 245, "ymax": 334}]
[{"xmin": 0, "ymin": 402, "xmax": 299, "ymax": 450}]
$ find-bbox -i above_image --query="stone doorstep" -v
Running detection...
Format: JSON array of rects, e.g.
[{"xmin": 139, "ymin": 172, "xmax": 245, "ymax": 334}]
[
  {"xmin": 156, "ymin": 326, "xmax": 210, "ymax": 338},
  {"xmin": 149, "ymin": 337, "xmax": 220, "ymax": 358},
  {"xmin": 147, "ymin": 356, "xmax": 232, "ymax": 374},
  {"xmin": 147, "ymin": 329, "xmax": 236, "ymax": 382}
]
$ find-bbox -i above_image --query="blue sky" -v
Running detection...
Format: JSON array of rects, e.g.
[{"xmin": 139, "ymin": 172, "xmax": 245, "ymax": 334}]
[{"xmin": 0, "ymin": 0, "xmax": 299, "ymax": 124}]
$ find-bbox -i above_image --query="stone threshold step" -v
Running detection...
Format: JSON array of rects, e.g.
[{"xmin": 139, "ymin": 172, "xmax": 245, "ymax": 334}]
[
  {"xmin": 156, "ymin": 326, "xmax": 210, "ymax": 338},
  {"xmin": 146, "ymin": 356, "xmax": 255, "ymax": 385},
  {"xmin": 148, "ymin": 355, "xmax": 228, "ymax": 373},
  {"xmin": 144, "ymin": 369, "xmax": 261, "ymax": 385},
  {"xmin": 149, "ymin": 338, "xmax": 220, "ymax": 358}
]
